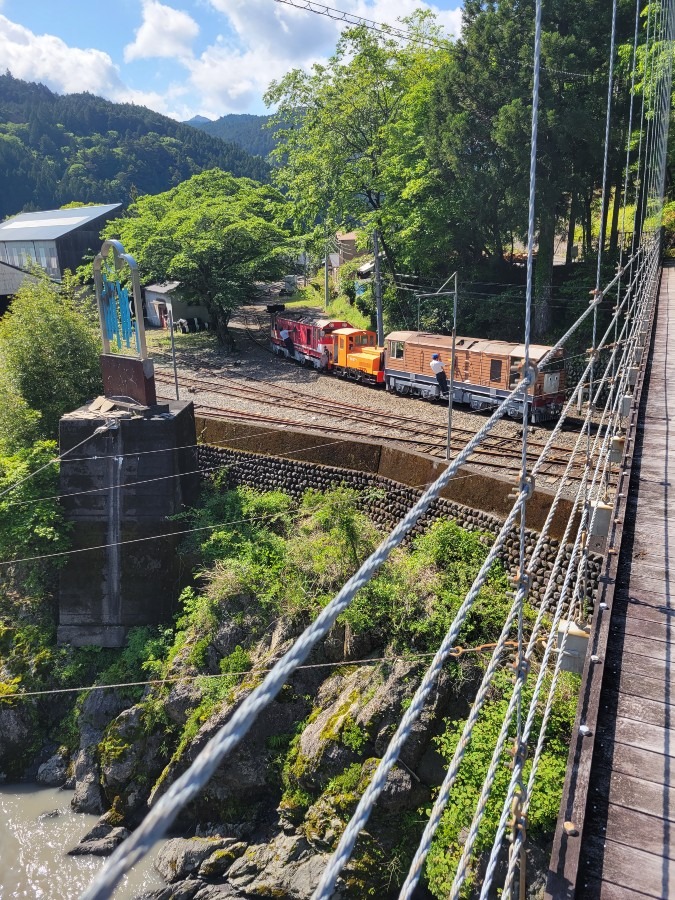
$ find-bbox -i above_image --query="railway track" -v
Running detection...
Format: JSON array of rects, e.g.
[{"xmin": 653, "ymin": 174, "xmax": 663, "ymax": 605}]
[{"xmin": 154, "ymin": 365, "xmax": 593, "ymax": 482}]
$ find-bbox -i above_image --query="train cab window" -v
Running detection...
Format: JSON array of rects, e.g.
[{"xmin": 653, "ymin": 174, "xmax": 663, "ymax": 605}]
[
  {"xmin": 490, "ymin": 359, "xmax": 503, "ymax": 382},
  {"xmin": 390, "ymin": 340, "xmax": 404, "ymax": 359},
  {"xmin": 340, "ymin": 338, "xmax": 345, "ymax": 349},
  {"xmin": 354, "ymin": 334, "xmax": 369, "ymax": 346}
]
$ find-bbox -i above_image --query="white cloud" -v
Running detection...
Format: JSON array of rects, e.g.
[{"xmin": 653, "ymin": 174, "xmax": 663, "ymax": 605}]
[
  {"xmin": 0, "ymin": 1, "xmax": 463, "ymax": 121},
  {"xmin": 194, "ymin": 0, "xmax": 462, "ymax": 115},
  {"xmin": 124, "ymin": 0, "xmax": 199, "ymax": 63},
  {"xmin": 0, "ymin": 14, "xmax": 191, "ymax": 117},
  {"xmin": 0, "ymin": 14, "xmax": 125, "ymax": 96},
  {"xmin": 350, "ymin": 0, "xmax": 462, "ymax": 40}
]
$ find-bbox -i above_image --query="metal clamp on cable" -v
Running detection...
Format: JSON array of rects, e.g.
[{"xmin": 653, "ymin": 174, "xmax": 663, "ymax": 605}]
[
  {"xmin": 510, "ymin": 568, "xmax": 531, "ymax": 598},
  {"xmin": 519, "ymin": 473, "xmax": 536, "ymax": 501},
  {"xmin": 93, "ymin": 420, "xmax": 118, "ymax": 435},
  {"xmin": 507, "ymin": 740, "xmax": 529, "ymax": 773},
  {"xmin": 589, "ymin": 288, "xmax": 603, "ymax": 305},
  {"xmin": 510, "ymin": 654, "xmax": 530, "ymax": 681}
]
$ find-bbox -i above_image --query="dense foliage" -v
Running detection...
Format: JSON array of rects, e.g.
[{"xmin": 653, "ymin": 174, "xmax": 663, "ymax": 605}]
[
  {"xmin": 267, "ymin": 2, "xmax": 671, "ymax": 341},
  {"xmin": 426, "ymin": 668, "xmax": 579, "ymax": 895},
  {"xmin": 0, "ymin": 73, "xmax": 270, "ymax": 220},
  {"xmin": 0, "ymin": 271, "xmax": 101, "ymax": 451},
  {"xmin": 187, "ymin": 112, "xmax": 279, "ymax": 158},
  {"xmin": 103, "ymin": 169, "xmax": 294, "ymax": 345}
]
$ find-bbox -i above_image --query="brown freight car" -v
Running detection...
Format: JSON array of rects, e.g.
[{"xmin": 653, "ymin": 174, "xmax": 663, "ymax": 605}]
[{"xmin": 384, "ymin": 332, "xmax": 565, "ymax": 422}]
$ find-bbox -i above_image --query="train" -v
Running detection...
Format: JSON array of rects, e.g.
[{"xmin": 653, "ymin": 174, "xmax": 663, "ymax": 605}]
[{"xmin": 270, "ymin": 312, "xmax": 565, "ymax": 422}]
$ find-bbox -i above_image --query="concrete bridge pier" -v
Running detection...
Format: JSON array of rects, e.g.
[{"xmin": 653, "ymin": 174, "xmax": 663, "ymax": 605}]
[{"xmin": 57, "ymin": 399, "xmax": 198, "ymax": 647}]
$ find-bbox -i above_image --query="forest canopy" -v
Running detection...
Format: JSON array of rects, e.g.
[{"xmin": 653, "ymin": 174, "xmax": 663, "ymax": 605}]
[
  {"xmin": 0, "ymin": 73, "xmax": 270, "ymax": 221},
  {"xmin": 266, "ymin": 1, "xmax": 674, "ymax": 340}
]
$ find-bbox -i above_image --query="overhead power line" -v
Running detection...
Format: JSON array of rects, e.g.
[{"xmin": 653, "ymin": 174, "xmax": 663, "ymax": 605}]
[{"xmin": 271, "ymin": 0, "xmax": 452, "ymax": 49}]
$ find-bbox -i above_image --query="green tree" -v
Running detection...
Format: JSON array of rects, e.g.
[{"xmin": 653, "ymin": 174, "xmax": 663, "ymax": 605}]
[
  {"xmin": 430, "ymin": 0, "xmax": 633, "ymax": 337},
  {"xmin": 103, "ymin": 170, "xmax": 294, "ymax": 346},
  {"xmin": 265, "ymin": 14, "xmax": 447, "ymax": 284},
  {"xmin": 0, "ymin": 271, "xmax": 101, "ymax": 451}
]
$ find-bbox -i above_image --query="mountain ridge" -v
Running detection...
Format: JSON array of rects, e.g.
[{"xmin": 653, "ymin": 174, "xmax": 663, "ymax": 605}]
[
  {"xmin": 184, "ymin": 112, "xmax": 279, "ymax": 158},
  {"xmin": 0, "ymin": 73, "xmax": 270, "ymax": 221}
]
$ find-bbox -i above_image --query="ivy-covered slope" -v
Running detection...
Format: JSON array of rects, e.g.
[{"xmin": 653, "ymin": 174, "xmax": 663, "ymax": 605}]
[
  {"xmin": 0, "ymin": 477, "xmax": 578, "ymax": 898},
  {"xmin": 0, "ymin": 73, "xmax": 270, "ymax": 220}
]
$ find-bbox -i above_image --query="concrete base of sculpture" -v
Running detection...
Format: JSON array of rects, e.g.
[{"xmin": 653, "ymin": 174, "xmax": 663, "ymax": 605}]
[{"xmin": 57, "ymin": 399, "xmax": 199, "ymax": 647}]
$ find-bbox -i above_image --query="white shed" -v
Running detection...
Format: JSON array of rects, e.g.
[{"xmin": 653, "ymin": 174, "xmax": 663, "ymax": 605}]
[{"xmin": 143, "ymin": 282, "xmax": 211, "ymax": 328}]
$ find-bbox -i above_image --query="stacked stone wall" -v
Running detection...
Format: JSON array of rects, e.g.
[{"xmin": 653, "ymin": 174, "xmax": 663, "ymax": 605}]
[{"xmin": 197, "ymin": 445, "xmax": 601, "ymax": 610}]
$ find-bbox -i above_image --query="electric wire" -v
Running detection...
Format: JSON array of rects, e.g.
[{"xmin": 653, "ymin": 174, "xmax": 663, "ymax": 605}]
[
  {"xmin": 1, "ymin": 642, "xmax": 521, "ymax": 702},
  {"xmin": 0, "ymin": 423, "xmax": 114, "ymax": 502}
]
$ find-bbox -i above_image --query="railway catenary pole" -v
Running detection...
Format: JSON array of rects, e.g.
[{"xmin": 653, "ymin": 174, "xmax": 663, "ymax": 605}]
[
  {"xmin": 372, "ymin": 228, "xmax": 384, "ymax": 347},
  {"xmin": 447, "ymin": 271, "xmax": 458, "ymax": 461},
  {"xmin": 412, "ymin": 279, "xmax": 458, "ymax": 460}
]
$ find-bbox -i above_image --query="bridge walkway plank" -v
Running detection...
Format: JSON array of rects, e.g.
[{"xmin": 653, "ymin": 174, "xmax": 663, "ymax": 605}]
[{"xmin": 575, "ymin": 265, "xmax": 675, "ymax": 899}]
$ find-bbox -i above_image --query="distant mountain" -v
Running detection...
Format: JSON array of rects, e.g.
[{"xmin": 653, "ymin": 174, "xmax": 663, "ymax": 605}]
[
  {"xmin": 184, "ymin": 115, "xmax": 212, "ymax": 125},
  {"xmin": 186, "ymin": 113, "xmax": 279, "ymax": 159},
  {"xmin": 0, "ymin": 73, "xmax": 270, "ymax": 221}
]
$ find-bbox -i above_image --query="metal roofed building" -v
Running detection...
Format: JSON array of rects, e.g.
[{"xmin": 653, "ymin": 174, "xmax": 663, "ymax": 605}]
[{"xmin": 0, "ymin": 203, "xmax": 122, "ymax": 281}]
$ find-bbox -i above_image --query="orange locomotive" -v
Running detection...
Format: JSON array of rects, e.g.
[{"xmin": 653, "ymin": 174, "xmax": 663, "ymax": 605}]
[
  {"xmin": 270, "ymin": 314, "xmax": 385, "ymax": 384},
  {"xmin": 270, "ymin": 313, "xmax": 564, "ymax": 421}
]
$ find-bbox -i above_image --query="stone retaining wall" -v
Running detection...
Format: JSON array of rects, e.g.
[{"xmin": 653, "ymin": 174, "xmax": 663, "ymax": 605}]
[
  {"xmin": 198, "ymin": 444, "xmax": 601, "ymax": 610},
  {"xmin": 195, "ymin": 415, "xmax": 579, "ymax": 540}
]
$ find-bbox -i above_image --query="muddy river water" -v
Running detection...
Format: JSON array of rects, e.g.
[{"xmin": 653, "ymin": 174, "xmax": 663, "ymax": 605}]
[{"xmin": 0, "ymin": 784, "xmax": 165, "ymax": 898}]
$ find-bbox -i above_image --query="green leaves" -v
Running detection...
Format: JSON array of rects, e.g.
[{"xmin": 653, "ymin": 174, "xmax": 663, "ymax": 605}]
[
  {"xmin": 103, "ymin": 170, "xmax": 294, "ymax": 342},
  {"xmin": 0, "ymin": 272, "xmax": 101, "ymax": 452}
]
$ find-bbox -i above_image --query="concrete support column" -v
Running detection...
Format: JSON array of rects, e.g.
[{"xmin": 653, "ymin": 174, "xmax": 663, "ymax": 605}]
[{"xmin": 57, "ymin": 400, "xmax": 199, "ymax": 647}]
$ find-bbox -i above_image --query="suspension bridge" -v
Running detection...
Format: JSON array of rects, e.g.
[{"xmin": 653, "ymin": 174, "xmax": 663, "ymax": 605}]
[{"xmin": 5, "ymin": 0, "xmax": 664, "ymax": 897}]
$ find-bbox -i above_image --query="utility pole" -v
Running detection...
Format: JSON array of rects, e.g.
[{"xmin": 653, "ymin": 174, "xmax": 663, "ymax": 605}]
[
  {"xmin": 324, "ymin": 234, "xmax": 330, "ymax": 311},
  {"xmin": 447, "ymin": 270, "xmax": 458, "ymax": 461},
  {"xmin": 373, "ymin": 228, "xmax": 384, "ymax": 346},
  {"xmin": 164, "ymin": 302, "xmax": 180, "ymax": 400}
]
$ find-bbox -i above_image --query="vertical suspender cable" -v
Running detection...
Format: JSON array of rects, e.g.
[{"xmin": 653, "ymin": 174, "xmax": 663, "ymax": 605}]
[
  {"xmin": 511, "ymin": 0, "xmax": 543, "ymax": 893},
  {"xmin": 616, "ymin": 0, "xmax": 643, "ymax": 368}
]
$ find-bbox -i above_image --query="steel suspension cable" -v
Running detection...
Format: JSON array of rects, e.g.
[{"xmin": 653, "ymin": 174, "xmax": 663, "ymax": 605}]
[
  {"xmin": 502, "ymin": 241, "xmax": 664, "ymax": 900},
  {"xmin": 481, "ymin": 299, "xmax": 653, "ymax": 900},
  {"xmin": 313, "ymin": 3, "xmax": 544, "ymax": 891}
]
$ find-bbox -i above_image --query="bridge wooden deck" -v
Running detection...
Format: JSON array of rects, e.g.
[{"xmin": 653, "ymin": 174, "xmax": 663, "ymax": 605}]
[{"xmin": 548, "ymin": 263, "xmax": 675, "ymax": 899}]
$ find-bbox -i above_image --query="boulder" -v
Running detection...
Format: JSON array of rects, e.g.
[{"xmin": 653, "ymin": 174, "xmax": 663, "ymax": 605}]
[
  {"xmin": 78, "ymin": 689, "xmax": 131, "ymax": 749},
  {"xmin": 0, "ymin": 704, "xmax": 34, "ymax": 773},
  {"xmin": 68, "ymin": 822, "xmax": 130, "ymax": 856},
  {"xmin": 139, "ymin": 884, "xmax": 243, "ymax": 900},
  {"xmin": 71, "ymin": 688, "xmax": 131, "ymax": 814},
  {"xmin": 155, "ymin": 837, "xmax": 239, "ymax": 883},
  {"xmin": 198, "ymin": 842, "xmax": 247, "ymax": 878},
  {"xmin": 71, "ymin": 747, "xmax": 105, "ymax": 814},
  {"xmin": 36, "ymin": 750, "xmax": 69, "ymax": 787},
  {"xmin": 227, "ymin": 834, "xmax": 329, "ymax": 899}
]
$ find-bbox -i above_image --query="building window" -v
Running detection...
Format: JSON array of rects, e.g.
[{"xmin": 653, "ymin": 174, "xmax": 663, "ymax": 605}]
[
  {"xmin": 390, "ymin": 340, "xmax": 404, "ymax": 359},
  {"xmin": 490, "ymin": 359, "xmax": 503, "ymax": 382}
]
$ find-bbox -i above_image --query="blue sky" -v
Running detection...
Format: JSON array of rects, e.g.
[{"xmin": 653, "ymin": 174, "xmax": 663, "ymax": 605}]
[{"xmin": 0, "ymin": 0, "xmax": 463, "ymax": 120}]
